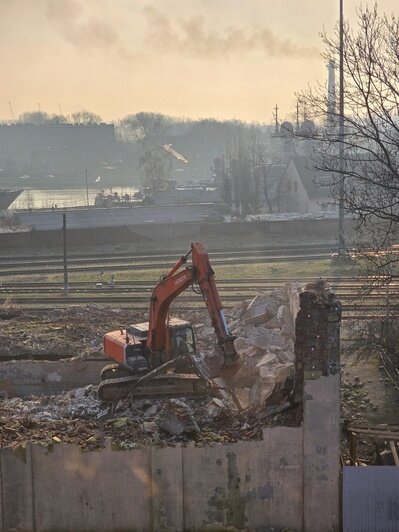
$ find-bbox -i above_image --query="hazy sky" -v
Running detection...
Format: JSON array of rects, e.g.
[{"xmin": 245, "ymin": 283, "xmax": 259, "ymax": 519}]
[{"xmin": 0, "ymin": 0, "xmax": 397, "ymax": 123}]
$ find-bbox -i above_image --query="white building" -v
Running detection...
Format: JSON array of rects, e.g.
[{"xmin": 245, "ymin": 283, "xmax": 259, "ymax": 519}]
[{"xmin": 279, "ymin": 156, "xmax": 337, "ymax": 214}]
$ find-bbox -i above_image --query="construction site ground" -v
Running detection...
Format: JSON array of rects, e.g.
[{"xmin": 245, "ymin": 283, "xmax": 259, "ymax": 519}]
[
  {"xmin": 0, "ymin": 301, "xmax": 299, "ymax": 450},
  {"xmin": 1, "ymin": 236, "xmax": 398, "ymax": 458},
  {"xmin": 0, "ymin": 302, "xmax": 398, "ymax": 453}
]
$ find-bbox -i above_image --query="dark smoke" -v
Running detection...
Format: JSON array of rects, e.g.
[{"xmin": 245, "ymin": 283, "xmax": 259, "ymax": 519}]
[
  {"xmin": 143, "ymin": 5, "xmax": 319, "ymax": 59},
  {"xmin": 43, "ymin": 0, "xmax": 118, "ymax": 49}
]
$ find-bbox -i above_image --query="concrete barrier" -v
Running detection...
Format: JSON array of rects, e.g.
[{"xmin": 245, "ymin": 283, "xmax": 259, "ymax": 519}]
[
  {"xmin": 0, "ymin": 358, "xmax": 108, "ymax": 397},
  {"xmin": 0, "ymin": 426, "xmax": 305, "ymax": 532}
]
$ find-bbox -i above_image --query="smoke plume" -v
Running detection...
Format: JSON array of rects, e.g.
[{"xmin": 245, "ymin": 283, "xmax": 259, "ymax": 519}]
[
  {"xmin": 143, "ymin": 5, "xmax": 319, "ymax": 59},
  {"xmin": 43, "ymin": 0, "xmax": 118, "ymax": 50}
]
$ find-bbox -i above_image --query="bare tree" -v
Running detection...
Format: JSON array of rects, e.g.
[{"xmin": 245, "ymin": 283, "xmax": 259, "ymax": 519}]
[
  {"xmin": 226, "ymin": 124, "xmax": 268, "ymax": 215},
  {"xmin": 18, "ymin": 111, "xmax": 50, "ymax": 125},
  {"xmin": 71, "ymin": 110, "xmax": 102, "ymax": 125},
  {"xmin": 297, "ymin": 5, "xmax": 399, "ymax": 371},
  {"xmin": 18, "ymin": 111, "xmax": 68, "ymax": 125},
  {"xmin": 18, "ymin": 111, "xmax": 69, "ymax": 125},
  {"xmin": 121, "ymin": 112, "xmax": 170, "ymax": 140},
  {"xmin": 297, "ymin": 4, "xmax": 399, "ymax": 275},
  {"xmin": 212, "ymin": 156, "xmax": 232, "ymax": 205},
  {"xmin": 119, "ymin": 112, "xmax": 172, "ymax": 190}
]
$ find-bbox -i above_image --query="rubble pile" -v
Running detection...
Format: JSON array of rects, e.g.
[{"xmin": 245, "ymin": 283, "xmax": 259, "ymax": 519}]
[
  {"xmin": 1, "ymin": 385, "xmax": 102, "ymax": 422},
  {"xmin": 194, "ymin": 289, "xmax": 295, "ymax": 408},
  {"xmin": 0, "ymin": 385, "xmax": 298, "ymax": 450},
  {"xmin": 340, "ymin": 376, "xmax": 382, "ymax": 465},
  {"xmin": 0, "ymin": 290, "xmax": 299, "ymax": 450}
]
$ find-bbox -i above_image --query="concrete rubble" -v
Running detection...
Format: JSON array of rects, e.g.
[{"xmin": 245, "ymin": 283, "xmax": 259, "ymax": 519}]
[
  {"xmin": 0, "ymin": 384, "xmax": 298, "ymax": 450},
  {"xmin": 195, "ymin": 289, "xmax": 295, "ymax": 408},
  {"xmin": 0, "ymin": 290, "xmax": 300, "ymax": 450},
  {"xmin": 155, "ymin": 399, "xmax": 200, "ymax": 436}
]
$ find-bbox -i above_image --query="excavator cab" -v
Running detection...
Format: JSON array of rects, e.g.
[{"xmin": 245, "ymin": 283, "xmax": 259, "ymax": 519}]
[
  {"xmin": 168, "ymin": 319, "xmax": 196, "ymax": 356},
  {"xmin": 104, "ymin": 317, "xmax": 197, "ymax": 370}
]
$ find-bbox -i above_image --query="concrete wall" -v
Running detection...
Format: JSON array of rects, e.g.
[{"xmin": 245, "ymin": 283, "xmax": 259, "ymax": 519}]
[
  {"xmin": 0, "ymin": 358, "xmax": 108, "ymax": 397},
  {"xmin": 0, "ymin": 427, "xmax": 304, "ymax": 532},
  {"xmin": 14, "ymin": 204, "xmax": 222, "ymax": 231},
  {"xmin": 0, "ymin": 373, "xmax": 339, "ymax": 532},
  {"xmin": 303, "ymin": 375, "xmax": 340, "ymax": 532}
]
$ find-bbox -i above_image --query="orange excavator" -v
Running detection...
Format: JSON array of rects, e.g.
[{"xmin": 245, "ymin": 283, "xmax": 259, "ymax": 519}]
[{"xmin": 98, "ymin": 242, "xmax": 239, "ymax": 402}]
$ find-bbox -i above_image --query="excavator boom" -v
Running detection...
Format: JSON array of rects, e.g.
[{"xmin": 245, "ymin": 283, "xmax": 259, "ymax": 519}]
[
  {"xmin": 191, "ymin": 243, "xmax": 237, "ymax": 365},
  {"xmin": 147, "ymin": 242, "xmax": 238, "ymax": 366}
]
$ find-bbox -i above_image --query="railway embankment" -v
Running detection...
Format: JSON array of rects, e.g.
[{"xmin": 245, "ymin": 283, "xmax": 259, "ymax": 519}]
[{"xmin": 0, "ymin": 215, "xmax": 353, "ymax": 250}]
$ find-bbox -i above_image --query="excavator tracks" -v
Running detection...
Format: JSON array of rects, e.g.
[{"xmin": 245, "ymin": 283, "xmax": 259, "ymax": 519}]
[{"xmin": 98, "ymin": 372, "xmax": 210, "ymax": 402}]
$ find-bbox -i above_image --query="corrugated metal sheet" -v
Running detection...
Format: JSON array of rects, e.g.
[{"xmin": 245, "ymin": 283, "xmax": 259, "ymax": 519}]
[
  {"xmin": 343, "ymin": 466, "xmax": 399, "ymax": 532},
  {"xmin": 14, "ymin": 204, "xmax": 221, "ymax": 231}
]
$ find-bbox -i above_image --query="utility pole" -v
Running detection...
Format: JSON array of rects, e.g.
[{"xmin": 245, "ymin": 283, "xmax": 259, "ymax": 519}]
[
  {"xmin": 274, "ymin": 105, "xmax": 279, "ymax": 134},
  {"xmin": 338, "ymin": 0, "xmax": 346, "ymax": 258},
  {"xmin": 63, "ymin": 213, "xmax": 68, "ymax": 294},
  {"xmin": 8, "ymin": 101, "xmax": 15, "ymax": 121},
  {"xmin": 85, "ymin": 168, "xmax": 89, "ymax": 206},
  {"xmin": 296, "ymin": 99, "xmax": 300, "ymax": 130}
]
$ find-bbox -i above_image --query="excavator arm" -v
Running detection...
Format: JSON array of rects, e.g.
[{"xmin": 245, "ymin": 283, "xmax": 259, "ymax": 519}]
[
  {"xmin": 191, "ymin": 243, "xmax": 238, "ymax": 365},
  {"xmin": 147, "ymin": 266, "xmax": 194, "ymax": 353},
  {"xmin": 146, "ymin": 242, "xmax": 238, "ymax": 367}
]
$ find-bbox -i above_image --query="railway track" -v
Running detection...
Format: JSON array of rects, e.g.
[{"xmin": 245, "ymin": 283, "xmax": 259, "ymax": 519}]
[
  {"xmin": 0, "ymin": 244, "xmax": 336, "ymax": 277},
  {"xmin": 0, "ymin": 286, "xmax": 395, "ymax": 301},
  {"xmin": 0, "ymin": 245, "xmax": 394, "ymax": 319},
  {"xmin": 0, "ymin": 283, "xmax": 395, "ymax": 321},
  {"xmin": 0, "ymin": 273, "xmax": 392, "ymax": 295},
  {"xmin": 0, "ymin": 243, "xmax": 335, "ymax": 264},
  {"xmin": 0, "ymin": 253, "xmax": 332, "ymax": 277}
]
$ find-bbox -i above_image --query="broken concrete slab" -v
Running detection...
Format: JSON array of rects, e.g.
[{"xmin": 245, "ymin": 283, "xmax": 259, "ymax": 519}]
[
  {"xmin": 277, "ymin": 305, "xmax": 295, "ymax": 337},
  {"xmin": 233, "ymin": 337, "xmax": 260, "ymax": 360},
  {"xmin": 241, "ymin": 305, "xmax": 274, "ymax": 326},
  {"xmin": 256, "ymin": 353, "xmax": 278, "ymax": 368},
  {"xmin": 249, "ymin": 364, "xmax": 294, "ymax": 405},
  {"xmin": 155, "ymin": 399, "xmax": 200, "ymax": 436},
  {"xmin": 259, "ymin": 363, "xmax": 294, "ymax": 382},
  {"xmin": 204, "ymin": 398, "xmax": 231, "ymax": 421}
]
